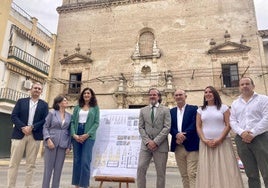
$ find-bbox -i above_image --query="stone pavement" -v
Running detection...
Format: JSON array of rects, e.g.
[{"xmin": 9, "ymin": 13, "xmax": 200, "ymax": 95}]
[{"xmin": 0, "ymin": 157, "xmax": 262, "ymax": 188}]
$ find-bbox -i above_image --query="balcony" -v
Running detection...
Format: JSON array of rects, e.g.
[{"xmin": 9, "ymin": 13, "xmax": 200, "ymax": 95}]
[
  {"xmin": 8, "ymin": 46, "xmax": 50, "ymax": 75},
  {"xmin": 0, "ymin": 88, "xmax": 29, "ymax": 103},
  {"xmin": 68, "ymin": 83, "xmax": 81, "ymax": 94},
  {"xmin": 0, "ymin": 88, "xmax": 30, "ymax": 113}
]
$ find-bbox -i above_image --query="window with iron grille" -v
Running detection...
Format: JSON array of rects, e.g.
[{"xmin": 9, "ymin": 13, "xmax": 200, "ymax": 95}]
[
  {"xmin": 69, "ymin": 73, "xmax": 81, "ymax": 94},
  {"xmin": 222, "ymin": 63, "xmax": 239, "ymax": 88}
]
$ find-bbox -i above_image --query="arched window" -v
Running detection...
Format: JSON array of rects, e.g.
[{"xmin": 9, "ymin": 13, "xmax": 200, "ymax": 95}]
[{"xmin": 139, "ymin": 31, "xmax": 154, "ymax": 56}]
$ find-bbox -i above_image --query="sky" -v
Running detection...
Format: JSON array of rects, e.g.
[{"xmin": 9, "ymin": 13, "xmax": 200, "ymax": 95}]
[{"xmin": 13, "ymin": 0, "xmax": 268, "ymax": 34}]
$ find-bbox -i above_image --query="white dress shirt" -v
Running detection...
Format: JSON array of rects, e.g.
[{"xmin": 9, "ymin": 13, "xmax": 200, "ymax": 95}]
[
  {"xmin": 230, "ymin": 92, "xmax": 268, "ymax": 137},
  {"xmin": 27, "ymin": 99, "xmax": 38, "ymax": 126},
  {"xmin": 177, "ymin": 104, "xmax": 186, "ymax": 132},
  {"xmin": 150, "ymin": 102, "xmax": 159, "ymax": 116}
]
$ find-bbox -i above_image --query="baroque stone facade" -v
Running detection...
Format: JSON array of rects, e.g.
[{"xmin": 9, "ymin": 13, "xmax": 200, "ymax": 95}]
[{"xmin": 51, "ymin": 0, "xmax": 268, "ymax": 109}]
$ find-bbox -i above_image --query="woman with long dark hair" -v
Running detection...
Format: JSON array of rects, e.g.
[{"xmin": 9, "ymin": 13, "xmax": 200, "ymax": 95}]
[
  {"xmin": 195, "ymin": 86, "xmax": 243, "ymax": 188},
  {"xmin": 70, "ymin": 88, "xmax": 99, "ymax": 188}
]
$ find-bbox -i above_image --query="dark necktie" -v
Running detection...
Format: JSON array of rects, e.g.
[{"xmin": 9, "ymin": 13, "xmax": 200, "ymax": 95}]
[{"xmin": 151, "ymin": 106, "xmax": 155, "ymax": 123}]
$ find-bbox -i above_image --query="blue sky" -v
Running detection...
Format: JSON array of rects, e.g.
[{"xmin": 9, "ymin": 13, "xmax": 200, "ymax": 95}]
[{"xmin": 13, "ymin": 0, "xmax": 268, "ymax": 34}]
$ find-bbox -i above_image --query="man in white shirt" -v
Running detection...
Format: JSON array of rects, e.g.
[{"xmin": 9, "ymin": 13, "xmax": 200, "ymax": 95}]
[
  {"xmin": 170, "ymin": 89, "xmax": 199, "ymax": 188},
  {"xmin": 230, "ymin": 77, "xmax": 268, "ymax": 188},
  {"xmin": 8, "ymin": 82, "xmax": 48, "ymax": 188}
]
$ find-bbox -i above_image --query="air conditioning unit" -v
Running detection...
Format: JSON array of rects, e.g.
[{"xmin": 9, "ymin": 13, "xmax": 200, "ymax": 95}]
[{"xmin": 23, "ymin": 80, "xmax": 32, "ymax": 90}]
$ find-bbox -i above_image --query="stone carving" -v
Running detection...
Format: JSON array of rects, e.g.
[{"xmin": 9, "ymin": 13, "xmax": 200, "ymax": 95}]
[{"xmin": 152, "ymin": 40, "xmax": 161, "ymax": 58}]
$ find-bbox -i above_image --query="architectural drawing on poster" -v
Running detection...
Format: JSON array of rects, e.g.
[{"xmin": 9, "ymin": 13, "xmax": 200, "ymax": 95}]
[{"xmin": 92, "ymin": 109, "xmax": 141, "ymax": 178}]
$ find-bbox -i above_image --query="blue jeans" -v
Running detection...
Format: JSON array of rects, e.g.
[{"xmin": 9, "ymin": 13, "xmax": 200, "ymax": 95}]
[{"xmin": 72, "ymin": 123, "xmax": 95, "ymax": 188}]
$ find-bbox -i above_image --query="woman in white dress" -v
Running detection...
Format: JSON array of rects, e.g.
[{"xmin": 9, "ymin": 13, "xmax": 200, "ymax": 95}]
[{"xmin": 196, "ymin": 86, "xmax": 244, "ymax": 188}]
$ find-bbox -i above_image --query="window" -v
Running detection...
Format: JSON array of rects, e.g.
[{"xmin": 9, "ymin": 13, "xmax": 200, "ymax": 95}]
[
  {"xmin": 9, "ymin": 72, "xmax": 19, "ymax": 90},
  {"xmin": 13, "ymin": 34, "xmax": 26, "ymax": 50},
  {"xmin": 69, "ymin": 73, "xmax": 81, "ymax": 94},
  {"xmin": 222, "ymin": 64, "xmax": 239, "ymax": 88},
  {"xmin": 139, "ymin": 31, "xmax": 154, "ymax": 56},
  {"xmin": 35, "ymin": 47, "xmax": 47, "ymax": 62}
]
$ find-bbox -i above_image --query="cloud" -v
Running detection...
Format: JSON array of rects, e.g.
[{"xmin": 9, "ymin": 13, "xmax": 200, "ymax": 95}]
[
  {"xmin": 254, "ymin": 0, "xmax": 268, "ymax": 29},
  {"xmin": 13, "ymin": 0, "xmax": 62, "ymax": 33}
]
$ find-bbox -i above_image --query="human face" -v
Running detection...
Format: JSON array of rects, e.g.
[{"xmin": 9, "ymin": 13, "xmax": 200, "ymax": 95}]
[
  {"xmin": 174, "ymin": 90, "xmax": 186, "ymax": 107},
  {"xmin": 30, "ymin": 83, "xmax": 42, "ymax": 99},
  {"xmin": 204, "ymin": 87, "xmax": 214, "ymax": 105},
  {"xmin": 239, "ymin": 78, "xmax": 255, "ymax": 96},
  {"xmin": 59, "ymin": 98, "xmax": 68, "ymax": 109},
  {"xmin": 148, "ymin": 89, "xmax": 159, "ymax": 106},
  {"xmin": 83, "ymin": 89, "xmax": 92, "ymax": 103}
]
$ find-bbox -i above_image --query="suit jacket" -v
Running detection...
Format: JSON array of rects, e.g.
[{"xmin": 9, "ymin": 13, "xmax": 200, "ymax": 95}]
[
  {"xmin": 139, "ymin": 104, "xmax": 171, "ymax": 152},
  {"xmin": 43, "ymin": 110, "xmax": 72, "ymax": 149},
  {"xmin": 170, "ymin": 104, "xmax": 199, "ymax": 152},
  {"xmin": 70, "ymin": 105, "xmax": 99, "ymax": 140},
  {"xmin": 11, "ymin": 97, "xmax": 48, "ymax": 140}
]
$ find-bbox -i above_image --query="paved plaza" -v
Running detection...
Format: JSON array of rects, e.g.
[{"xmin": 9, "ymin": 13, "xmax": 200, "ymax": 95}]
[{"xmin": 0, "ymin": 156, "xmax": 260, "ymax": 188}]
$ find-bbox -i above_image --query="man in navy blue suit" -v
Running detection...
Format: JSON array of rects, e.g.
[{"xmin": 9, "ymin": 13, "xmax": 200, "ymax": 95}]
[
  {"xmin": 170, "ymin": 89, "xmax": 199, "ymax": 188},
  {"xmin": 7, "ymin": 82, "xmax": 48, "ymax": 188}
]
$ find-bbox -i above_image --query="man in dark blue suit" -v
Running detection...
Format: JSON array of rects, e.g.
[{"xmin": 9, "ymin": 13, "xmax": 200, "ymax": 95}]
[
  {"xmin": 7, "ymin": 82, "xmax": 48, "ymax": 188},
  {"xmin": 170, "ymin": 89, "xmax": 199, "ymax": 188}
]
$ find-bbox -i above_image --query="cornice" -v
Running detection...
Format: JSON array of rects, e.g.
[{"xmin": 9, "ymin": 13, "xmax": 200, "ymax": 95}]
[
  {"xmin": 57, "ymin": 0, "xmax": 161, "ymax": 13},
  {"xmin": 208, "ymin": 41, "xmax": 251, "ymax": 54},
  {"xmin": 59, "ymin": 53, "xmax": 93, "ymax": 64},
  {"xmin": 11, "ymin": 25, "xmax": 51, "ymax": 50},
  {"xmin": 259, "ymin": 30, "xmax": 268, "ymax": 38}
]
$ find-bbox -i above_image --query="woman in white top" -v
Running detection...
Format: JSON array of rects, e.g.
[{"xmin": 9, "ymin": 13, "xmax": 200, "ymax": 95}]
[
  {"xmin": 196, "ymin": 86, "xmax": 243, "ymax": 188},
  {"xmin": 70, "ymin": 88, "xmax": 99, "ymax": 188}
]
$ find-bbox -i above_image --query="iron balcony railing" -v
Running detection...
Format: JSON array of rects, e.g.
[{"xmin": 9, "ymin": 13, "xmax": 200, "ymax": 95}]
[
  {"xmin": 68, "ymin": 81, "xmax": 82, "ymax": 94},
  {"xmin": 0, "ymin": 88, "xmax": 29, "ymax": 103},
  {"xmin": 8, "ymin": 46, "xmax": 50, "ymax": 75}
]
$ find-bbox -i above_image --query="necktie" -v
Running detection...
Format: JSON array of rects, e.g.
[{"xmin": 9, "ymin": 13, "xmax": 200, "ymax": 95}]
[{"xmin": 151, "ymin": 106, "xmax": 155, "ymax": 123}]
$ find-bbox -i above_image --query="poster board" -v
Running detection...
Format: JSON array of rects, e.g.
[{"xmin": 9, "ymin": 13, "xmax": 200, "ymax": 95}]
[{"xmin": 91, "ymin": 109, "xmax": 141, "ymax": 178}]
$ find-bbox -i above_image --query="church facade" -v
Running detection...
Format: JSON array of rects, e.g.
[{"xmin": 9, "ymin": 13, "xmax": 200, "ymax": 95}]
[{"xmin": 51, "ymin": 0, "xmax": 268, "ymax": 109}]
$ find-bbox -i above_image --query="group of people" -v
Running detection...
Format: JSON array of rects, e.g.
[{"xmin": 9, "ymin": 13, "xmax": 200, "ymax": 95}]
[
  {"xmin": 137, "ymin": 77, "xmax": 268, "ymax": 188},
  {"xmin": 6, "ymin": 76, "xmax": 268, "ymax": 188},
  {"xmin": 8, "ymin": 83, "xmax": 99, "ymax": 188}
]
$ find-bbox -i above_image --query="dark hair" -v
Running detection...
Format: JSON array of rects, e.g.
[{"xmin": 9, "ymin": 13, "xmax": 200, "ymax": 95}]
[
  {"xmin": 201, "ymin": 86, "xmax": 222, "ymax": 110},
  {"xmin": 240, "ymin": 77, "xmax": 255, "ymax": 86},
  {"xmin": 148, "ymin": 88, "xmax": 162, "ymax": 104},
  {"xmin": 52, "ymin": 95, "xmax": 66, "ymax": 110},
  {"xmin": 79, "ymin": 87, "xmax": 97, "ymax": 107}
]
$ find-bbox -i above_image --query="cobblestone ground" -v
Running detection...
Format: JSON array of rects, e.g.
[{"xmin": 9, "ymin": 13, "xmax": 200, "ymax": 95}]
[{"xmin": 0, "ymin": 157, "xmax": 264, "ymax": 188}]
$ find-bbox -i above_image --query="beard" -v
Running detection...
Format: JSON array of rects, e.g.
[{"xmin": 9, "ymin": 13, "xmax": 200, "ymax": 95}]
[{"xmin": 150, "ymin": 99, "xmax": 157, "ymax": 105}]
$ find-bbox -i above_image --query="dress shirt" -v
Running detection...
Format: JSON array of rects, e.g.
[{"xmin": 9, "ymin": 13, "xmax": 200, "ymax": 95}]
[
  {"xmin": 27, "ymin": 99, "xmax": 38, "ymax": 126},
  {"xmin": 230, "ymin": 92, "xmax": 268, "ymax": 137},
  {"xmin": 150, "ymin": 103, "xmax": 159, "ymax": 116},
  {"xmin": 177, "ymin": 104, "xmax": 186, "ymax": 132}
]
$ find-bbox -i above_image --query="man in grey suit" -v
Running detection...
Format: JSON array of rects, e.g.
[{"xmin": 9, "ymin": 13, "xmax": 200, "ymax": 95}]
[{"xmin": 137, "ymin": 88, "xmax": 171, "ymax": 188}]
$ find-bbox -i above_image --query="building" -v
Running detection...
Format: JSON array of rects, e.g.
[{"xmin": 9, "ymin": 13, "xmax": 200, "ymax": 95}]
[
  {"xmin": 52, "ymin": 0, "xmax": 267, "ymax": 110},
  {"xmin": 259, "ymin": 29, "xmax": 268, "ymax": 78},
  {"xmin": 0, "ymin": 0, "xmax": 56, "ymax": 157}
]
